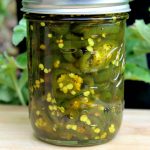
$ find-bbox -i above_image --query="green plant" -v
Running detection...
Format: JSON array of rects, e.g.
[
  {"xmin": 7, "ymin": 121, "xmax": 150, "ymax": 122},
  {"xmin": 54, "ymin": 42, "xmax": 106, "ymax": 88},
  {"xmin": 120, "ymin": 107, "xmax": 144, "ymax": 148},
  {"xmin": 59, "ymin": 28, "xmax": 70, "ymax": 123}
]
[
  {"xmin": 0, "ymin": 18, "xmax": 28, "ymax": 105},
  {"xmin": 0, "ymin": 52, "xmax": 28, "ymax": 105},
  {"xmin": 0, "ymin": 19, "xmax": 150, "ymax": 105},
  {"xmin": 125, "ymin": 20, "xmax": 150, "ymax": 83},
  {"xmin": 12, "ymin": 19, "xmax": 27, "ymax": 46}
]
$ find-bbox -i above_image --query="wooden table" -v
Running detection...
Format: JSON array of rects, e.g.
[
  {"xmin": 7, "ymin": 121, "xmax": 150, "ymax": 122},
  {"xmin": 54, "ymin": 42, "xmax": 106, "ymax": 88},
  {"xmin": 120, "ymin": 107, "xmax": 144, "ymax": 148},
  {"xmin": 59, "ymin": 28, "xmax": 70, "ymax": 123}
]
[{"xmin": 0, "ymin": 105, "xmax": 150, "ymax": 150}]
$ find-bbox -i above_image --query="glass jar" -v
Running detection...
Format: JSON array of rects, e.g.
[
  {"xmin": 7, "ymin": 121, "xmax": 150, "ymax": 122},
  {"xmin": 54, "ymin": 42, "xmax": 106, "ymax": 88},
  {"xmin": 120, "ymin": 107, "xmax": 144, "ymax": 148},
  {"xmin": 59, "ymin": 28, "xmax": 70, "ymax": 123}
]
[{"xmin": 22, "ymin": 0, "xmax": 130, "ymax": 146}]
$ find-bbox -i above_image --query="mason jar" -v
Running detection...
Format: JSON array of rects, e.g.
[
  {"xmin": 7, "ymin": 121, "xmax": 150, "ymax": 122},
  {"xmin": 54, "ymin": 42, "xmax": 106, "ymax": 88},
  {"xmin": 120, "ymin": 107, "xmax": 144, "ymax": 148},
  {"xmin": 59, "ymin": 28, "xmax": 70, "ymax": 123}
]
[{"xmin": 22, "ymin": 0, "xmax": 130, "ymax": 146}]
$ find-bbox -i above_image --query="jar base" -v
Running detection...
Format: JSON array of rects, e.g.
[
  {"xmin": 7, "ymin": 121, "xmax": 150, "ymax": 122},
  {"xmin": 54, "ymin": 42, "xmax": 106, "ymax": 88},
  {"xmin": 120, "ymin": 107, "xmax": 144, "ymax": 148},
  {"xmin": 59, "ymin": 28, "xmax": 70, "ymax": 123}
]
[{"xmin": 35, "ymin": 134, "xmax": 115, "ymax": 147}]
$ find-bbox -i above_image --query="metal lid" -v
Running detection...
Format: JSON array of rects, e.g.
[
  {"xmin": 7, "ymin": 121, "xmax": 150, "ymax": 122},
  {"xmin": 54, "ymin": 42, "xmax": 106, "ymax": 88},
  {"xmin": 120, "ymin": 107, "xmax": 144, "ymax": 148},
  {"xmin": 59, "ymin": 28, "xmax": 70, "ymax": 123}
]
[{"xmin": 22, "ymin": 0, "xmax": 130, "ymax": 15}]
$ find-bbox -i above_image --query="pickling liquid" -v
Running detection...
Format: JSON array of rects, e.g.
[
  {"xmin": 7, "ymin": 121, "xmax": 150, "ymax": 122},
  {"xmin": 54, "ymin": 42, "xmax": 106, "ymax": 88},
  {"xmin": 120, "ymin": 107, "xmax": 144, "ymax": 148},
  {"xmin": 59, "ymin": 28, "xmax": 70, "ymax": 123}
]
[{"xmin": 26, "ymin": 14, "xmax": 128, "ymax": 146}]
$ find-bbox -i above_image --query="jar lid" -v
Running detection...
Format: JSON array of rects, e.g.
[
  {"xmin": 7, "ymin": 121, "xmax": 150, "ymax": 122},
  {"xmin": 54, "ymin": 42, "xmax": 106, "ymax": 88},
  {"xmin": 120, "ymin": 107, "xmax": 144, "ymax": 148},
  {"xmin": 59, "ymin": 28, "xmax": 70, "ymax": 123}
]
[{"xmin": 22, "ymin": 0, "xmax": 130, "ymax": 15}]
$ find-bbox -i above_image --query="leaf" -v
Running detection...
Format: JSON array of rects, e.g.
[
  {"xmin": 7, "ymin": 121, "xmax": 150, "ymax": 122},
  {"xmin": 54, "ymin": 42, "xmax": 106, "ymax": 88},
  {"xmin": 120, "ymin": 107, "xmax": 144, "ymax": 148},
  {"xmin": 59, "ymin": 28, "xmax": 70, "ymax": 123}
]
[
  {"xmin": 126, "ymin": 20, "xmax": 150, "ymax": 56},
  {"xmin": 126, "ymin": 54, "xmax": 148, "ymax": 69},
  {"xmin": 19, "ymin": 19, "xmax": 27, "ymax": 28},
  {"xmin": 133, "ymin": 41, "xmax": 150, "ymax": 55},
  {"xmin": 135, "ymin": 20, "xmax": 150, "ymax": 44},
  {"xmin": 125, "ymin": 63, "xmax": 150, "ymax": 83},
  {"xmin": 16, "ymin": 52, "xmax": 27, "ymax": 69},
  {"xmin": 125, "ymin": 20, "xmax": 150, "ymax": 82},
  {"xmin": 3, "ymin": 52, "xmax": 18, "ymax": 75},
  {"xmin": 0, "ymin": 52, "xmax": 27, "ymax": 105},
  {"xmin": 0, "ymin": 86, "xmax": 16, "ymax": 102},
  {"xmin": 0, "ymin": 54, "xmax": 15, "ymax": 89},
  {"xmin": 19, "ymin": 69, "xmax": 28, "ymax": 89},
  {"xmin": 12, "ymin": 18, "xmax": 27, "ymax": 46}
]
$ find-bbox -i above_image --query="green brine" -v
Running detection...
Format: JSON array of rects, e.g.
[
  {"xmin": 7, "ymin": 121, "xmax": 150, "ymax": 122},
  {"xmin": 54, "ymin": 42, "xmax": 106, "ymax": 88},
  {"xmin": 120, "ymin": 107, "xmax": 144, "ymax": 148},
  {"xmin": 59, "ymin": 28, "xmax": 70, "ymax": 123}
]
[{"xmin": 22, "ymin": 0, "xmax": 130, "ymax": 146}]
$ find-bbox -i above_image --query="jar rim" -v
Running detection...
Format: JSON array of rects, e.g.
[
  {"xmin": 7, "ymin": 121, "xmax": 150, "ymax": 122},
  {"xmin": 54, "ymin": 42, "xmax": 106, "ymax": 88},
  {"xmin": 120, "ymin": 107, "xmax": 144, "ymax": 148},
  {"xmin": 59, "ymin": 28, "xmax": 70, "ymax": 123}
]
[{"xmin": 21, "ymin": 0, "xmax": 131, "ymax": 15}]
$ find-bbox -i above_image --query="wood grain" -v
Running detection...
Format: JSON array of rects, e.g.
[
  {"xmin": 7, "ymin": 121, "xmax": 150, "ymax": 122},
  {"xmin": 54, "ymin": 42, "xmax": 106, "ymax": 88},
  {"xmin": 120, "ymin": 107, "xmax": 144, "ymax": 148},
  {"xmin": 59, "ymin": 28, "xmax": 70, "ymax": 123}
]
[{"xmin": 0, "ymin": 105, "xmax": 150, "ymax": 150}]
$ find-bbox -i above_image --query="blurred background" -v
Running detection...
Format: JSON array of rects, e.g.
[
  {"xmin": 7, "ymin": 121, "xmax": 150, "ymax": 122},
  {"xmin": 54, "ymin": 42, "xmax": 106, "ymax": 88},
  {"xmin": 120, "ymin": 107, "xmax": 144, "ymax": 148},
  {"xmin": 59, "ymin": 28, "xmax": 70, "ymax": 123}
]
[{"xmin": 0, "ymin": 0, "xmax": 150, "ymax": 108}]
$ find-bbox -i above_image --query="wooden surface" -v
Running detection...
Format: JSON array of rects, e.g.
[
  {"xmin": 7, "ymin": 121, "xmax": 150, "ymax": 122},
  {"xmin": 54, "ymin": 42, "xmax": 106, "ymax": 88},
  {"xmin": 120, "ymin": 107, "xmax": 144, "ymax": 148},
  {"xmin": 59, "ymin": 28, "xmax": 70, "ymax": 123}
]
[{"xmin": 0, "ymin": 105, "xmax": 150, "ymax": 150}]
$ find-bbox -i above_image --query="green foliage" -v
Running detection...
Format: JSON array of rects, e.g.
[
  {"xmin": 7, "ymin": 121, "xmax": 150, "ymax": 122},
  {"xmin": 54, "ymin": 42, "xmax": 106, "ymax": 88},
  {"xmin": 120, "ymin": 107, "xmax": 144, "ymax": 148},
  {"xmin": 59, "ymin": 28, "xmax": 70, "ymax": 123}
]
[
  {"xmin": 0, "ymin": 17, "xmax": 28, "ymax": 105},
  {"xmin": 125, "ymin": 20, "xmax": 150, "ymax": 83},
  {"xmin": 12, "ymin": 19, "xmax": 27, "ymax": 46},
  {"xmin": 126, "ymin": 63, "xmax": 150, "ymax": 83},
  {"xmin": 0, "ymin": 52, "xmax": 28, "ymax": 105}
]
